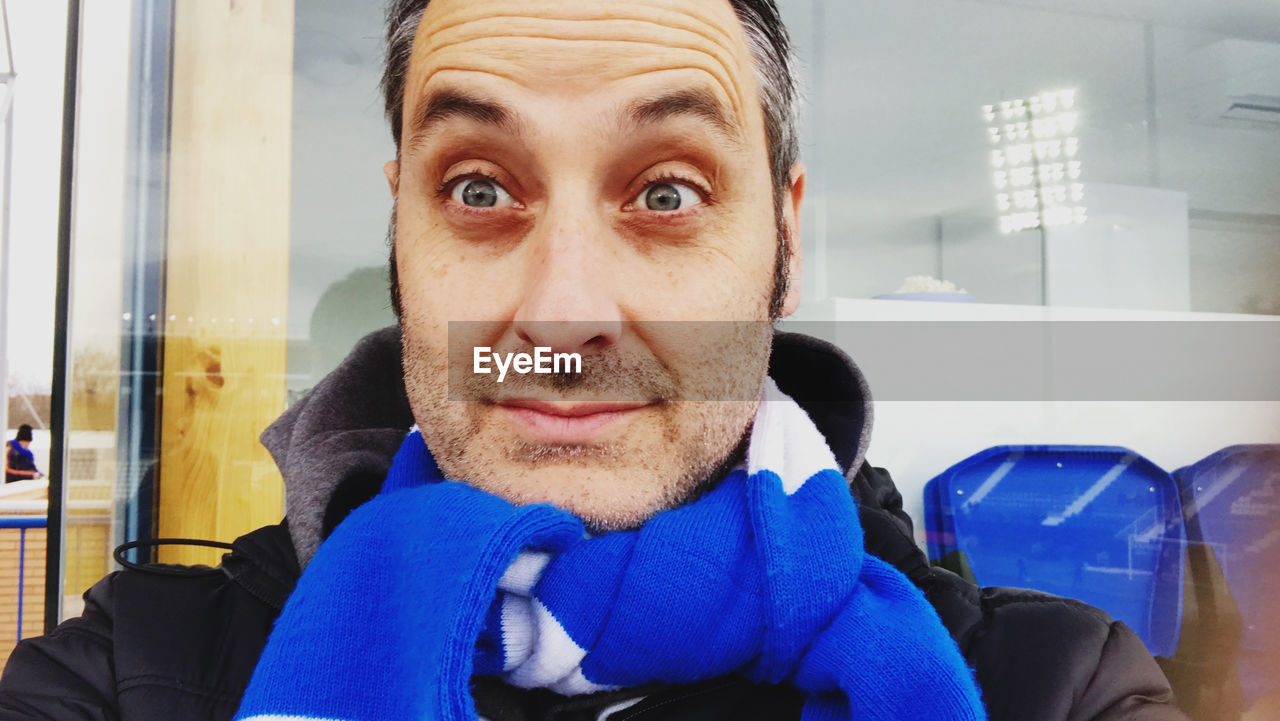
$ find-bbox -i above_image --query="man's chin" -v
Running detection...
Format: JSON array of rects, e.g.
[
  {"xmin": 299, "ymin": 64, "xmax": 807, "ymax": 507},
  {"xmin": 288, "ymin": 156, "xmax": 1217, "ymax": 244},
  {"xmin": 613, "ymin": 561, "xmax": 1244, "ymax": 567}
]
[
  {"xmin": 462, "ymin": 466, "xmax": 694, "ymax": 533},
  {"xmin": 419, "ymin": 396, "xmax": 758, "ymax": 530}
]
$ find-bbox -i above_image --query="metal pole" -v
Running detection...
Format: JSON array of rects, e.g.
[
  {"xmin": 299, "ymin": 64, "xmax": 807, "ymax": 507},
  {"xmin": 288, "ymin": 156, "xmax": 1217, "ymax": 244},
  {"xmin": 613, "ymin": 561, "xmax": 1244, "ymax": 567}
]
[
  {"xmin": 1039, "ymin": 221, "xmax": 1049, "ymax": 306},
  {"xmin": 17, "ymin": 526, "xmax": 25, "ymax": 641},
  {"xmin": 1143, "ymin": 23, "xmax": 1160, "ymax": 188},
  {"xmin": 809, "ymin": 0, "xmax": 828, "ymax": 302},
  {"xmin": 0, "ymin": 0, "xmax": 15, "ymax": 441},
  {"xmin": 1, "ymin": 0, "xmax": 12, "ymax": 73},
  {"xmin": 118, "ymin": 0, "xmax": 173, "ymax": 559},
  {"xmin": 46, "ymin": 0, "xmax": 80, "ymax": 633},
  {"xmin": 0, "ymin": 97, "xmax": 13, "ymax": 440},
  {"xmin": 1026, "ymin": 104, "xmax": 1050, "ymax": 306}
]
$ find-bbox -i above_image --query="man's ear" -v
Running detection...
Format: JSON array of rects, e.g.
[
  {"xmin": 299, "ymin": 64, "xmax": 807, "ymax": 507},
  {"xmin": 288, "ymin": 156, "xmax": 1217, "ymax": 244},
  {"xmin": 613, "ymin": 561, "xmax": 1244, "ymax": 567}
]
[
  {"xmin": 779, "ymin": 161, "xmax": 806, "ymax": 318},
  {"xmin": 383, "ymin": 159, "xmax": 400, "ymax": 196}
]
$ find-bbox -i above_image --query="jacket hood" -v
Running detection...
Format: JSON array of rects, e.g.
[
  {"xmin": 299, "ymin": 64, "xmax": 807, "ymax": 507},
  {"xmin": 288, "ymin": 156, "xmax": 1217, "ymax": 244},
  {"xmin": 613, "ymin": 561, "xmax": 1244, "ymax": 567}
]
[{"xmin": 262, "ymin": 326, "xmax": 875, "ymax": 569}]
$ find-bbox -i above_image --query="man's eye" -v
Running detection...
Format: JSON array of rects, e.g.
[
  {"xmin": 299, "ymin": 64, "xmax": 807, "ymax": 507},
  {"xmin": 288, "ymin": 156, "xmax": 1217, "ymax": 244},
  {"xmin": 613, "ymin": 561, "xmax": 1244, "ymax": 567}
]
[
  {"xmin": 451, "ymin": 178, "xmax": 515, "ymax": 208},
  {"xmin": 636, "ymin": 182, "xmax": 703, "ymax": 212}
]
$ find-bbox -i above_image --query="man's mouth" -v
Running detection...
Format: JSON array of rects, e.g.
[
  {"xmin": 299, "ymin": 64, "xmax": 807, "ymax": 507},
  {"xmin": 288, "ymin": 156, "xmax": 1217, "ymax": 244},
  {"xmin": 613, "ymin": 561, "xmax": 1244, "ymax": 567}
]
[{"xmin": 493, "ymin": 399, "xmax": 653, "ymax": 443}]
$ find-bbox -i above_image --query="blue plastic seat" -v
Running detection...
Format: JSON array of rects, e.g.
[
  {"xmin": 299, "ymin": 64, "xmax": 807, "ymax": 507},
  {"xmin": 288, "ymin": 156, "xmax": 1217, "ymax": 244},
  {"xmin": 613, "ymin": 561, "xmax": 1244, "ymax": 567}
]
[
  {"xmin": 1175, "ymin": 445, "xmax": 1280, "ymax": 705},
  {"xmin": 924, "ymin": 445, "xmax": 1185, "ymax": 657}
]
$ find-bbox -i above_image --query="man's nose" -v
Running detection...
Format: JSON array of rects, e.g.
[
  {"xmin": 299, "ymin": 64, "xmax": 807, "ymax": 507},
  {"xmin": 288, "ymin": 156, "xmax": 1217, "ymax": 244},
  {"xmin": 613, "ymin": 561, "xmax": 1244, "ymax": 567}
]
[{"xmin": 512, "ymin": 211, "xmax": 623, "ymax": 352}]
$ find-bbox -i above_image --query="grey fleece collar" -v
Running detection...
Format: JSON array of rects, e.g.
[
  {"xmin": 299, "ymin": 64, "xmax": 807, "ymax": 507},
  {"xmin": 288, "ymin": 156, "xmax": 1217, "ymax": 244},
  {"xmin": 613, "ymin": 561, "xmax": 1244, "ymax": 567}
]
[{"xmin": 261, "ymin": 326, "xmax": 874, "ymax": 569}]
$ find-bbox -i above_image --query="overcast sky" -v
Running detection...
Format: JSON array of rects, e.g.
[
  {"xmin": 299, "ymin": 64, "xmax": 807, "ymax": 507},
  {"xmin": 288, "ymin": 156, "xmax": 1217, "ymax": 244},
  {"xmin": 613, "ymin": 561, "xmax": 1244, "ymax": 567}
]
[{"xmin": 4, "ymin": 0, "xmax": 66, "ymax": 394}]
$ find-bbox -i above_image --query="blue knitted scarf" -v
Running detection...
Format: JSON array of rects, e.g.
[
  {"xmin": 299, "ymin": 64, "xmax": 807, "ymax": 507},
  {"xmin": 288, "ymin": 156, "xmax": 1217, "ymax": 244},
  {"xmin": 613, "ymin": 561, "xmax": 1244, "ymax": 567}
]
[{"xmin": 236, "ymin": 382, "xmax": 986, "ymax": 721}]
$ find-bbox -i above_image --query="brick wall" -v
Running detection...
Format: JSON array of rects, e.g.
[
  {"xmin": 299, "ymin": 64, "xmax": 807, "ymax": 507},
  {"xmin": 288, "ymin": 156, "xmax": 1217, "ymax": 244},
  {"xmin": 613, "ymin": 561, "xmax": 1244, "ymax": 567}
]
[{"xmin": 0, "ymin": 527, "xmax": 46, "ymax": 668}]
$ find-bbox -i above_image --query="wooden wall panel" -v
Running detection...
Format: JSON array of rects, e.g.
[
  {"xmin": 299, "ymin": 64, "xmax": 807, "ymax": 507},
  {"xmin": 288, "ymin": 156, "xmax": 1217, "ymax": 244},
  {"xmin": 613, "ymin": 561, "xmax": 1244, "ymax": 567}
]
[
  {"xmin": 63, "ymin": 519, "xmax": 110, "ymax": 601},
  {"xmin": 158, "ymin": 0, "xmax": 294, "ymax": 565}
]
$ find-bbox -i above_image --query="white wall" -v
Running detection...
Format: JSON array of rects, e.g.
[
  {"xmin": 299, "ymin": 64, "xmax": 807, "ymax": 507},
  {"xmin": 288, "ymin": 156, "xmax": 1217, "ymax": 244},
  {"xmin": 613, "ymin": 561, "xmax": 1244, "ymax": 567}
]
[
  {"xmin": 772, "ymin": 0, "xmax": 1280, "ymax": 316},
  {"xmin": 1044, "ymin": 184, "xmax": 1190, "ymax": 311}
]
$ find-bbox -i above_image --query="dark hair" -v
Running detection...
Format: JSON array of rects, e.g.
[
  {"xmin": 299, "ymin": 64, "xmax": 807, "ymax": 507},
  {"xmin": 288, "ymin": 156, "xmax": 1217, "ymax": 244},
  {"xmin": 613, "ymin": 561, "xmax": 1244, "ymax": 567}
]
[
  {"xmin": 15, "ymin": 424, "xmax": 32, "ymax": 442},
  {"xmin": 381, "ymin": 0, "xmax": 800, "ymax": 318}
]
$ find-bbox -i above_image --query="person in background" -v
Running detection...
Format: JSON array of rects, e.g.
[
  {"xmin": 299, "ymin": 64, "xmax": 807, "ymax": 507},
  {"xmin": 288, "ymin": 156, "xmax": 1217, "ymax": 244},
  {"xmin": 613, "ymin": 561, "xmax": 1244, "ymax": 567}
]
[{"xmin": 4, "ymin": 424, "xmax": 43, "ymax": 483}]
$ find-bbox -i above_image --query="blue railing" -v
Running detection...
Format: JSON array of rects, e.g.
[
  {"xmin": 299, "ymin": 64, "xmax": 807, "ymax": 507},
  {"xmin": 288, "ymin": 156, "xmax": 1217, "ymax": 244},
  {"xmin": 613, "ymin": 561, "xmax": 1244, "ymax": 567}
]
[{"xmin": 0, "ymin": 516, "xmax": 48, "ymax": 643}]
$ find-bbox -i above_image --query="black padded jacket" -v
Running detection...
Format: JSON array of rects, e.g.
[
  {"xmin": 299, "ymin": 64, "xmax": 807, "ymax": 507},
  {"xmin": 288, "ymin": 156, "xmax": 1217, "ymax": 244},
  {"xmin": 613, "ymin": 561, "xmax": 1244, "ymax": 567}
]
[{"xmin": 0, "ymin": 329, "xmax": 1188, "ymax": 721}]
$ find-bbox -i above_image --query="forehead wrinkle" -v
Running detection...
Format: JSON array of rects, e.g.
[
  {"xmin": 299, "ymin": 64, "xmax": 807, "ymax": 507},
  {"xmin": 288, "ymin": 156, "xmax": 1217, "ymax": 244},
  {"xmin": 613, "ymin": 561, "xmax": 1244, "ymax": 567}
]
[
  {"xmin": 412, "ymin": 62, "xmax": 746, "ymax": 157},
  {"xmin": 421, "ymin": 15, "xmax": 740, "ymax": 67},
  {"xmin": 421, "ymin": 1, "xmax": 743, "ymax": 52},
  {"xmin": 410, "ymin": 38, "xmax": 748, "ymax": 134},
  {"xmin": 422, "ymin": 19, "xmax": 740, "ymax": 67},
  {"xmin": 408, "ymin": 5, "xmax": 755, "ymax": 129}
]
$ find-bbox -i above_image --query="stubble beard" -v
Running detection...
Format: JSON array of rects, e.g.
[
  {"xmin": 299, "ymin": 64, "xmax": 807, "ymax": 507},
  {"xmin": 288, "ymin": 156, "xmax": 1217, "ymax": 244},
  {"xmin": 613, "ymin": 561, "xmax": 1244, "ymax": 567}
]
[{"xmin": 401, "ymin": 320, "xmax": 770, "ymax": 532}]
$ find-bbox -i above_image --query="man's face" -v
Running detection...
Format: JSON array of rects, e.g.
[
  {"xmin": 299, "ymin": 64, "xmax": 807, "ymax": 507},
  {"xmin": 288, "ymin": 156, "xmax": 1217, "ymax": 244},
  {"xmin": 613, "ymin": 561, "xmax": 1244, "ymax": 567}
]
[{"xmin": 387, "ymin": 0, "xmax": 803, "ymax": 530}]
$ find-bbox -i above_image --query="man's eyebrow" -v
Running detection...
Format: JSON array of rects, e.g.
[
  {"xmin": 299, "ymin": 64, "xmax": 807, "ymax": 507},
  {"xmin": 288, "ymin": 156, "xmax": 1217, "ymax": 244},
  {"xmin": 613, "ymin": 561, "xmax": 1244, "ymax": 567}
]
[
  {"xmin": 406, "ymin": 88, "xmax": 519, "ymax": 147},
  {"xmin": 624, "ymin": 88, "xmax": 745, "ymax": 147}
]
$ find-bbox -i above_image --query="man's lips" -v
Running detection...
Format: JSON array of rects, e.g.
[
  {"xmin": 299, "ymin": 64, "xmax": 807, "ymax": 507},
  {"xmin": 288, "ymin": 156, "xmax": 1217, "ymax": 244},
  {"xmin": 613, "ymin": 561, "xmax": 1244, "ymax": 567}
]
[{"xmin": 493, "ymin": 400, "xmax": 652, "ymax": 442}]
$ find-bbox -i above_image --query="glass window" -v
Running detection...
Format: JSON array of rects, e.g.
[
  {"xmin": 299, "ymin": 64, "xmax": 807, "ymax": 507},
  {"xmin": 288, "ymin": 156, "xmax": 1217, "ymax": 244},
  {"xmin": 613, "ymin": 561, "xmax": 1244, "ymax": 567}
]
[
  {"xmin": 54, "ymin": 0, "xmax": 292, "ymax": 629},
  {"xmin": 0, "ymin": 0, "xmax": 66, "ymax": 665},
  {"xmin": 784, "ymin": 0, "xmax": 1280, "ymax": 313}
]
